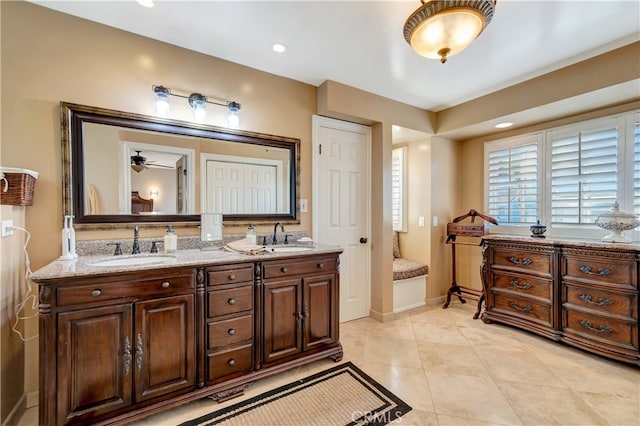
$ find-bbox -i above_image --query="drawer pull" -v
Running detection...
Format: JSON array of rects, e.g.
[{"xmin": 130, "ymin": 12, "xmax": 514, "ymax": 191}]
[
  {"xmin": 580, "ymin": 320, "xmax": 613, "ymax": 334},
  {"xmin": 509, "ymin": 302, "xmax": 532, "ymax": 312},
  {"xmin": 135, "ymin": 333, "xmax": 143, "ymax": 372},
  {"xmin": 227, "ymin": 328, "xmax": 236, "ymax": 336},
  {"xmin": 280, "ymin": 267, "xmax": 288, "ymax": 273},
  {"xmin": 91, "ymin": 289, "xmax": 102, "ymax": 297},
  {"xmin": 579, "ymin": 266, "xmax": 612, "ymax": 276},
  {"xmin": 317, "ymin": 263, "xmax": 324, "ymax": 269},
  {"xmin": 123, "ymin": 336, "xmax": 132, "ymax": 375},
  {"xmin": 509, "ymin": 257, "xmax": 532, "ymax": 266},
  {"xmin": 228, "ymin": 359, "xmax": 235, "ymax": 366},
  {"xmin": 161, "ymin": 281, "xmax": 171, "ymax": 288},
  {"xmin": 228, "ymin": 274, "xmax": 236, "ymax": 281},
  {"xmin": 510, "ymin": 280, "xmax": 532, "ymax": 290},
  {"xmin": 578, "ymin": 294, "xmax": 612, "ymax": 306},
  {"xmin": 227, "ymin": 298, "xmax": 236, "ymax": 305}
]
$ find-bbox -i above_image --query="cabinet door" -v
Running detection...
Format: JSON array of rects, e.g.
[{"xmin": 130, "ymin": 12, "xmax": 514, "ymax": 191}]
[
  {"xmin": 57, "ymin": 305, "xmax": 133, "ymax": 425},
  {"xmin": 303, "ymin": 274, "xmax": 336, "ymax": 351},
  {"xmin": 134, "ymin": 294, "xmax": 196, "ymax": 402},
  {"xmin": 263, "ymin": 279, "xmax": 302, "ymax": 363}
]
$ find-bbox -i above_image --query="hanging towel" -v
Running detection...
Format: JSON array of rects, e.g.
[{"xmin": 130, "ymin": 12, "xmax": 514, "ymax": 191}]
[{"xmin": 86, "ymin": 184, "xmax": 99, "ymax": 214}]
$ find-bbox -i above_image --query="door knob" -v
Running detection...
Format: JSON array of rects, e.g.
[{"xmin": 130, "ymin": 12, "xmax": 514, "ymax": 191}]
[{"xmin": 359, "ymin": 237, "xmax": 368, "ymax": 244}]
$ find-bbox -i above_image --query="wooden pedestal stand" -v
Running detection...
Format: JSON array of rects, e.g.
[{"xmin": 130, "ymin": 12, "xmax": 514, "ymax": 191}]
[{"xmin": 442, "ymin": 209, "xmax": 498, "ymax": 319}]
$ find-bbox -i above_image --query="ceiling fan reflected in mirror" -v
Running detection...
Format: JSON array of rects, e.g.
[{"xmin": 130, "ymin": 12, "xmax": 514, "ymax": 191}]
[{"xmin": 130, "ymin": 150, "xmax": 175, "ymax": 173}]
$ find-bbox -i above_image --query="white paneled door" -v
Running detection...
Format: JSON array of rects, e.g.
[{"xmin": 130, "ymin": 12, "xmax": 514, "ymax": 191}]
[{"xmin": 313, "ymin": 116, "xmax": 371, "ymax": 322}]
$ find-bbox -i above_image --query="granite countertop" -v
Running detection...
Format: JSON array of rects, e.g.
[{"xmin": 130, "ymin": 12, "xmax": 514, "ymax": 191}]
[
  {"xmin": 483, "ymin": 233, "xmax": 640, "ymax": 251},
  {"xmin": 31, "ymin": 243, "xmax": 343, "ymax": 282}
]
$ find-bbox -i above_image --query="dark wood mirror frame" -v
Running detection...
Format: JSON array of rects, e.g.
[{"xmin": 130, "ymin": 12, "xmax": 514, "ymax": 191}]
[{"xmin": 61, "ymin": 102, "xmax": 300, "ymax": 229}]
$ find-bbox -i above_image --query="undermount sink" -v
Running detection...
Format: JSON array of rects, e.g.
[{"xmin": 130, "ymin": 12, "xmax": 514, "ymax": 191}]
[
  {"xmin": 89, "ymin": 255, "xmax": 177, "ymax": 267},
  {"xmin": 265, "ymin": 246, "xmax": 312, "ymax": 253}
]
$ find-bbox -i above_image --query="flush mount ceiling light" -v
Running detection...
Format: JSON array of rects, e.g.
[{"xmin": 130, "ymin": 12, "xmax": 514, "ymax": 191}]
[
  {"xmin": 403, "ymin": 0, "xmax": 497, "ymax": 64},
  {"xmin": 152, "ymin": 85, "xmax": 241, "ymax": 128},
  {"xmin": 272, "ymin": 43, "xmax": 287, "ymax": 53}
]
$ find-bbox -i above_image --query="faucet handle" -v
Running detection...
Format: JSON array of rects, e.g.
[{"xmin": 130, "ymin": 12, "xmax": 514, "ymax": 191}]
[
  {"xmin": 150, "ymin": 241, "xmax": 160, "ymax": 253},
  {"xmin": 261, "ymin": 235, "xmax": 268, "ymax": 246},
  {"xmin": 284, "ymin": 234, "xmax": 291, "ymax": 245},
  {"xmin": 107, "ymin": 242, "xmax": 123, "ymax": 256}
]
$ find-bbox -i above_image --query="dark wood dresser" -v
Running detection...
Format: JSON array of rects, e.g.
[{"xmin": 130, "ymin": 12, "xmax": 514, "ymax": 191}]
[{"xmin": 481, "ymin": 235, "xmax": 639, "ymax": 366}]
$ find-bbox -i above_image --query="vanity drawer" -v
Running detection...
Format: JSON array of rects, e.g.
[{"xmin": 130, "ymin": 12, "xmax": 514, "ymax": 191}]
[
  {"xmin": 207, "ymin": 344, "xmax": 253, "ymax": 381},
  {"xmin": 208, "ymin": 314, "xmax": 253, "ymax": 349},
  {"xmin": 263, "ymin": 257, "xmax": 336, "ymax": 279},
  {"xmin": 493, "ymin": 272, "xmax": 552, "ymax": 300},
  {"xmin": 492, "ymin": 249, "xmax": 552, "ymax": 276},
  {"xmin": 208, "ymin": 264, "xmax": 254, "ymax": 286},
  {"xmin": 208, "ymin": 285, "xmax": 253, "ymax": 318},
  {"xmin": 493, "ymin": 293, "xmax": 552, "ymax": 327},
  {"xmin": 57, "ymin": 273, "xmax": 195, "ymax": 306},
  {"xmin": 562, "ymin": 309, "xmax": 638, "ymax": 350},
  {"xmin": 562, "ymin": 256, "xmax": 637, "ymax": 289}
]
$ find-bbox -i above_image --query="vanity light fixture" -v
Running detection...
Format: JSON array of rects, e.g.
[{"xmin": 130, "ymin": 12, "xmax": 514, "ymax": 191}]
[
  {"xmin": 151, "ymin": 85, "xmax": 242, "ymax": 128},
  {"xmin": 149, "ymin": 189, "xmax": 159, "ymax": 199},
  {"xmin": 403, "ymin": 0, "xmax": 497, "ymax": 63}
]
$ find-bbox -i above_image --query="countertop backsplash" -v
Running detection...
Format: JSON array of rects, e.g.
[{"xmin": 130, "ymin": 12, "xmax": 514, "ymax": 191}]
[{"xmin": 76, "ymin": 231, "xmax": 310, "ymax": 256}]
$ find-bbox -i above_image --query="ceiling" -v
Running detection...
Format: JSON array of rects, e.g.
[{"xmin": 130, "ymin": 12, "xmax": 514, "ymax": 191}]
[{"xmin": 30, "ymin": 1, "xmax": 640, "ymax": 140}]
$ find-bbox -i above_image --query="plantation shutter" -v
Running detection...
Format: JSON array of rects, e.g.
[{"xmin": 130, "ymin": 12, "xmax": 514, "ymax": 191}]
[
  {"xmin": 550, "ymin": 124, "xmax": 618, "ymax": 224},
  {"xmin": 633, "ymin": 119, "xmax": 640, "ymax": 215},
  {"xmin": 487, "ymin": 142, "xmax": 538, "ymax": 224},
  {"xmin": 391, "ymin": 147, "xmax": 406, "ymax": 231}
]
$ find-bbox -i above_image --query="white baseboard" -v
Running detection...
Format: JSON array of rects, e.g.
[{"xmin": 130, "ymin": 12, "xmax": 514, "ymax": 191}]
[{"xmin": 26, "ymin": 391, "xmax": 38, "ymax": 408}]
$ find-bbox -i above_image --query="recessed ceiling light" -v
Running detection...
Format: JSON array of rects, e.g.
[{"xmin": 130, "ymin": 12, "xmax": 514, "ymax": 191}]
[
  {"xmin": 272, "ymin": 43, "xmax": 287, "ymax": 54},
  {"xmin": 136, "ymin": 0, "xmax": 154, "ymax": 7},
  {"xmin": 495, "ymin": 122, "xmax": 514, "ymax": 129}
]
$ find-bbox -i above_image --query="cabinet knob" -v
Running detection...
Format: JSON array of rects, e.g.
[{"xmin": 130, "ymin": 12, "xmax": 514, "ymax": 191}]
[
  {"xmin": 227, "ymin": 298, "xmax": 236, "ymax": 305},
  {"xmin": 91, "ymin": 289, "xmax": 102, "ymax": 297},
  {"xmin": 280, "ymin": 267, "xmax": 288, "ymax": 273},
  {"xmin": 228, "ymin": 274, "xmax": 236, "ymax": 280},
  {"xmin": 228, "ymin": 359, "xmax": 235, "ymax": 366},
  {"xmin": 228, "ymin": 328, "xmax": 236, "ymax": 336},
  {"xmin": 317, "ymin": 263, "xmax": 324, "ymax": 269},
  {"xmin": 161, "ymin": 281, "xmax": 171, "ymax": 288}
]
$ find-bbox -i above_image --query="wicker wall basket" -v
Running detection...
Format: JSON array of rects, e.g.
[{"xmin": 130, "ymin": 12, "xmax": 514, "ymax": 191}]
[{"xmin": 0, "ymin": 167, "xmax": 39, "ymax": 206}]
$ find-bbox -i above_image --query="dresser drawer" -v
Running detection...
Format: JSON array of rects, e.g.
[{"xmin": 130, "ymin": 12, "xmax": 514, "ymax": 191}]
[
  {"xmin": 493, "ymin": 272, "xmax": 552, "ymax": 300},
  {"xmin": 492, "ymin": 249, "xmax": 552, "ymax": 276},
  {"xmin": 207, "ymin": 344, "xmax": 253, "ymax": 381},
  {"xmin": 208, "ymin": 264, "xmax": 254, "ymax": 286},
  {"xmin": 493, "ymin": 293, "xmax": 552, "ymax": 327},
  {"xmin": 208, "ymin": 285, "xmax": 253, "ymax": 318},
  {"xmin": 208, "ymin": 314, "xmax": 253, "ymax": 349},
  {"xmin": 563, "ymin": 309, "xmax": 638, "ymax": 350},
  {"xmin": 562, "ymin": 256, "xmax": 637, "ymax": 289},
  {"xmin": 563, "ymin": 284, "xmax": 637, "ymax": 320},
  {"xmin": 263, "ymin": 257, "xmax": 336, "ymax": 279},
  {"xmin": 57, "ymin": 273, "xmax": 195, "ymax": 306}
]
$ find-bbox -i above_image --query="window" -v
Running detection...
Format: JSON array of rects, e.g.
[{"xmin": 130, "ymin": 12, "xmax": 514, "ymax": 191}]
[
  {"xmin": 392, "ymin": 146, "xmax": 407, "ymax": 232},
  {"xmin": 486, "ymin": 137, "xmax": 539, "ymax": 224},
  {"xmin": 484, "ymin": 110, "xmax": 639, "ymax": 238}
]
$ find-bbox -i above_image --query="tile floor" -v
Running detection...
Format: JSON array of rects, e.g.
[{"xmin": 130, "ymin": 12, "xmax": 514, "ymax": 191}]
[{"xmin": 18, "ymin": 303, "xmax": 640, "ymax": 426}]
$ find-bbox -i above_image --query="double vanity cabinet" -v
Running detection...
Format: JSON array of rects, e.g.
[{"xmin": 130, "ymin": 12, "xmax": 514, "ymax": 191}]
[
  {"xmin": 481, "ymin": 235, "xmax": 639, "ymax": 365},
  {"xmin": 32, "ymin": 247, "xmax": 343, "ymax": 425}
]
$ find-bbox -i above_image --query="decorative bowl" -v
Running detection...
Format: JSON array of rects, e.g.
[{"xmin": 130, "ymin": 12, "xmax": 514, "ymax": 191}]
[
  {"xmin": 595, "ymin": 201, "xmax": 640, "ymax": 243},
  {"xmin": 529, "ymin": 220, "xmax": 547, "ymax": 238}
]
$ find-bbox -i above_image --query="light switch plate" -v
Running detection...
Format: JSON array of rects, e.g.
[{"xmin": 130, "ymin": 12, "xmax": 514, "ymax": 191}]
[
  {"xmin": 418, "ymin": 216, "xmax": 425, "ymax": 227},
  {"xmin": 300, "ymin": 198, "xmax": 308, "ymax": 212},
  {"xmin": 432, "ymin": 216, "xmax": 438, "ymax": 227}
]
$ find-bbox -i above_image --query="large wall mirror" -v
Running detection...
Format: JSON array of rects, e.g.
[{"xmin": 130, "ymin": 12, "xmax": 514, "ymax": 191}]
[{"xmin": 62, "ymin": 102, "xmax": 300, "ymax": 228}]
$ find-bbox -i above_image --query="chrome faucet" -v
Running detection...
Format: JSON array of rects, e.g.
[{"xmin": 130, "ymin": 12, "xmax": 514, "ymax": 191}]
[
  {"xmin": 132, "ymin": 225, "xmax": 140, "ymax": 254},
  {"xmin": 272, "ymin": 222, "xmax": 285, "ymax": 245}
]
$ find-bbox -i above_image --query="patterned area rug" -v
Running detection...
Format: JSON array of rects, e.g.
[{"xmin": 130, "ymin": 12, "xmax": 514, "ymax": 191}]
[{"xmin": 179, "ymin": 362, "xmax": 412, "ymax": 426}]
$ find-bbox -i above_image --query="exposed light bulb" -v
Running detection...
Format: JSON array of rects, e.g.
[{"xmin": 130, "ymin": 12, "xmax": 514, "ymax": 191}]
[
  {"xmin": 136, "ymin": 0, "xmax": 154, "ymax": 7},
  {"xmin": 188, "ymin": 93, "xmax": 207, "ymax": 123}
]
